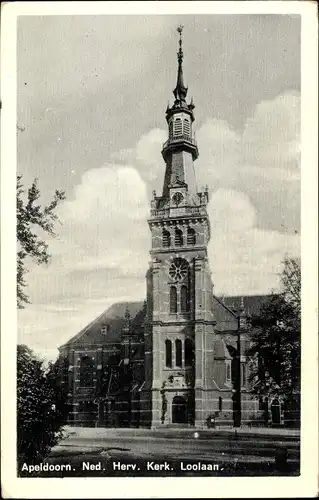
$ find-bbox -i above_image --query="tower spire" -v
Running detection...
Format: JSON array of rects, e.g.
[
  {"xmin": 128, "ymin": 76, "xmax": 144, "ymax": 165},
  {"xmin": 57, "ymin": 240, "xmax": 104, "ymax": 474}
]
[{"xmin": 173, "ymin": 25, "xmax": 188, "ymax": 103}]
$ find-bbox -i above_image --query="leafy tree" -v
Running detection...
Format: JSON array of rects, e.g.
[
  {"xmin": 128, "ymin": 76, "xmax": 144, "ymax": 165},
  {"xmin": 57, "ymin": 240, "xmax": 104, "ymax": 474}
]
[
  {"xmin": 17, "ymin": 345, "xmax": 68, "ymax": 473},
  {"xmin": 17, "ymin": 175, "xmax": 65, "ymax": 308},
  {"xmin": 248, "ymin": 257, "xmax": 301, "ymax": 403}
]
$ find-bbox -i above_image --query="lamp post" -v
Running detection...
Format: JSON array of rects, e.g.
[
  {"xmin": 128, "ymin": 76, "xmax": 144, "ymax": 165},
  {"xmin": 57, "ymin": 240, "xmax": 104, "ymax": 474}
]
[
  {"xmin": 234, "ymin": 315, "xmax": 242, "ymax": 428},
  {"xmin": 123, "ymin": 306, "xmax": 133, "ymax": 427},
  {"xmin": 127, "ymin": 327, "xmax": 132, "ymax": 427}
]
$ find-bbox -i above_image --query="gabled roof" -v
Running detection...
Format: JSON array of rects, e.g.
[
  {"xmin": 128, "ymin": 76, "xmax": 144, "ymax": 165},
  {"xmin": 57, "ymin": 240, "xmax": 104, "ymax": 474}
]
[
  {"xmin": 212, "ymin": 296, "xmax": 238, "ymax": 332},
  {"xmin": 221, "ymin": 295, "xmax": 270, "ymax": 317},
  {"xmin": 59, "ymin": 301, "xmax": 144, "ymax": 349}
]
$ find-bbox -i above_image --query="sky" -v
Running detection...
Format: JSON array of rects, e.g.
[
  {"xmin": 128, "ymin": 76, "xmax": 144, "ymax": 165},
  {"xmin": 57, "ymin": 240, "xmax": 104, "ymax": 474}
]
[{"xmin": 17, "ymin": 14, "xmax": 301, "ymax": 361}]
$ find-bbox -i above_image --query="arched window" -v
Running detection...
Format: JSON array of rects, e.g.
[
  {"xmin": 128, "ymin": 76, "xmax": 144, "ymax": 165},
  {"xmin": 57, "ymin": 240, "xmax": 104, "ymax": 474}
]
[
  {"xmin": 79, "ymin": 355, "xmax": 94, "ymax": 387},
  {"xmin": 185, "ymin": 338, "xmax": 193, "ymax": 366},
  {"xmin": 174, "ymin": 117, "xmax": 182, "ymax": 136},
  {"xmin": 180, "ymin": 285, "xmax": 189, "ymax": 313},
  {"xmin": 175, "ymin": 228, "xmax": 183, "ymax": 247},
  {"xmin": 175, "ymin": 339, "xmax": 182, "ymax": 367},
  {"xmin": 183, "ymin": 118, "xmax": 190, "ymax": 136},
  {"xmin": 165, "ymin": 340, "xmax": 172, "ymax": 367},
  {"xmin": 162, "ymin": 229, "xmax": 170, "ymax": 248},
  {"xmin": 169, "ymin": 286, "xmax": 177, "ymax": 313},
  {"xmin": 169, "ymin": 120, "xmax": 173, "ymax": 139},
  {"xmin": 241, "ymin": 364, "xmax": 246, "ymax": 385},
  {"xmin": 219, "ymin": 396, "xmax": 223, "ymax": 411},
  {"xmin": 187, "ymin": 227, "xmax": 196, "ymax": 246},
  {"xmin": 226, "ymin": 362, "xmax": 231, "ymax": 382}
]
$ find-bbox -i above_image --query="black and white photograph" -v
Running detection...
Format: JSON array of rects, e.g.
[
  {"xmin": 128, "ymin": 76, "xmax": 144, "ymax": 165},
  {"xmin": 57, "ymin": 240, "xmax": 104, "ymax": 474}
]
[{"xmin": 1, "ymin": 1, "xmax": 318, "ymax": 498}]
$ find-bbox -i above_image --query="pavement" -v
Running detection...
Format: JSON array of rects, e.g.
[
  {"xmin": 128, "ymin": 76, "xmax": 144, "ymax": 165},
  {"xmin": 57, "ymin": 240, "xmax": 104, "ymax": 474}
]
[
  {"xmin": 62, "ymin": 424, "xmax": 300, "ymax": 440},
  {"xmin": 34, "ymin": 425, "xmax": 300, "ymax": 477}
]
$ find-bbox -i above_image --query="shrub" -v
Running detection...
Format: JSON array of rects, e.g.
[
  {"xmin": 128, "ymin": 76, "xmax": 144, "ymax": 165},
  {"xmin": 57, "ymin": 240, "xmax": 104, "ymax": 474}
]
[{"xmin": 17, "ymin": 345, "xmax": 67, "ymax": 472}]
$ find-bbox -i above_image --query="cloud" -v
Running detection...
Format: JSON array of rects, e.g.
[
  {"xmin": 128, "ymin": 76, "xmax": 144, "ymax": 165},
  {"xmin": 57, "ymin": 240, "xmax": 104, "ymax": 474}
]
[
  {"xmin": 208, "ymin": 189, "xmax": 300, "ymax": 295},
  {"xmin": 243, "ymin": 90, "xmax": 301, "ymax": 168}
]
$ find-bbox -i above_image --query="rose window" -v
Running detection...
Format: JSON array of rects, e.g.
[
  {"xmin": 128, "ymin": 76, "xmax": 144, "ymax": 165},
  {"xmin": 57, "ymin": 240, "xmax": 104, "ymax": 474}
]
[{"xmin": 169, "ymin": 258, "xmax": 188, "ymax": 281}]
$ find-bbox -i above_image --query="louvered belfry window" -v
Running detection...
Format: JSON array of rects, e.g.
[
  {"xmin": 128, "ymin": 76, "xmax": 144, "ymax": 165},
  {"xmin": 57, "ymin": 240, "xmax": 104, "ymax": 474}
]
[
  {"xmin": 183, "ymin": 118, "xmax": 190, "ymax": 136},
  {"xmin": 175, "ymin": 228, "xmax": 183, "ymax": 247},
  {"xmin": 187, "ymin": 227, "xmax": 196, "ymax": 246},
  {"xmin": 174, "ymin": 117, "xmax": 183, "ymax": 136},
  {"xmin": 169, "ymin": 120, "xmax": 174, "ymax": 139},
  {"xmin": 162, "ymin": 229, "xmax": 170, "ymax": 248}
]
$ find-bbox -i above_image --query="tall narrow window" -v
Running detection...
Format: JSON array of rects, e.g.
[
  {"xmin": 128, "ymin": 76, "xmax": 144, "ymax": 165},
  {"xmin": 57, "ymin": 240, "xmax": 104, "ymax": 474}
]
[
  {"xmin": 165, "ymin": 340, "xmax": 172, "ymax": 368},
  {"xmin": 170, "ymin": 286, "xmax": 177, "ymax": 313},
  {"xmin": 180, "ymin": 285, "xmax": 189, "ymax": 313},
  {"xmin": 226, "ymin": 362, "xmax": 231, "ymax": 382},
  {"xmin": 185, "ymin": 338, "xmax": 193, "ymax": 366},
  {"xmin": 183, "ymin": 118, "xmax": 190, "ymax": 136},
  {"xmin": 175, "ymin": 339, "xmax": 182, "ymax": 367},
  {"xmin": 241, "ymin": 364, "xmax": 246, "ymax": 385},
  {"xmin": 79, "ymin": 356, "xmax": 94, "ymax": 387},
  {"xmin": 174, "ymin": 117, "xmax": 182, "ymax": 136},
  {"xmin": 219, "ymin": 396, "xmax": 223, "ymax": 411},
  {"xmin": 162, "ymin": 229, "xmax": 170, "ymax": 248},
  {"xmin": 175, "ymin": 228, "xmax": 183, "ymax": 247},
  {"xmin": 187, "ymin": 227, "xmax": 196, "ymax": 246}
]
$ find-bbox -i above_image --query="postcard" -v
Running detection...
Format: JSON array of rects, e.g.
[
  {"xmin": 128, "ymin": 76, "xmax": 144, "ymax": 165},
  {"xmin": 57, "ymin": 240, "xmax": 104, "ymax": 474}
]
[{"xmin": 1, "ymin": 1, "xmax": 318, "ymax": 498}]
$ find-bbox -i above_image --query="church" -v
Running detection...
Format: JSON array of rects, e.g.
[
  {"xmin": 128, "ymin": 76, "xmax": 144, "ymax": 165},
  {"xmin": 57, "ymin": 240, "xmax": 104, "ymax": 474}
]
[{"xmin": 58, "ymin": 28, "xmax": 271, "ymax": 429}]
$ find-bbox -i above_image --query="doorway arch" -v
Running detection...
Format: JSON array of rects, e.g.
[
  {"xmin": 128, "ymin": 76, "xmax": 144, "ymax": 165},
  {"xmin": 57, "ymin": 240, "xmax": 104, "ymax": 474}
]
[
  {"xmin": 172, "ymin": 396, "xmax": 188, "ymax": 424},
  {"xmin": 271, "ymin": 398, "xmax": 281, "ymax": 425}
]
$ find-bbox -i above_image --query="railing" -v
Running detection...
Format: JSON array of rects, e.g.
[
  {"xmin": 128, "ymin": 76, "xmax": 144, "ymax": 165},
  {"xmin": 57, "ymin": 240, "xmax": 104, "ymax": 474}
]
[
  {"xmin": 162, "ymin": 135, "xmax": 197, "ymax": 150},
  {"xmin": 150, "ymin": 206, "xmax": 203, "ymax": 218}
]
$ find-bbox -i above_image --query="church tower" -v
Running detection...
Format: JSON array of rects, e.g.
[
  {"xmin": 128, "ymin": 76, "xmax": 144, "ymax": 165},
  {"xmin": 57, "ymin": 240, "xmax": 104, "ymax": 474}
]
[{"xmin": 143, "ymin": 26, "xmax": 217, "ymax": 428}]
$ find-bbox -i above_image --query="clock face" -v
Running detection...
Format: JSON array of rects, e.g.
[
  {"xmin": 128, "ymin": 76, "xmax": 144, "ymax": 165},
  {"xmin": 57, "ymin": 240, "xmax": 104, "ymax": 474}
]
[{"xmin": 172, "ymin": 192, "xmax": 184, "ymax": 206}]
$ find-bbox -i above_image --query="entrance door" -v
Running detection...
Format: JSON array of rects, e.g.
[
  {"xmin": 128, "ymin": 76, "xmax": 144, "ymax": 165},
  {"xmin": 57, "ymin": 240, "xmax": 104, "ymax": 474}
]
[
  {"xmin": 271, "ymin": 398, "xmax": 281, "ymax": 425},
  {"xmin": 172, "ymin": 396, "xmax": 187, "ymax": 424}
]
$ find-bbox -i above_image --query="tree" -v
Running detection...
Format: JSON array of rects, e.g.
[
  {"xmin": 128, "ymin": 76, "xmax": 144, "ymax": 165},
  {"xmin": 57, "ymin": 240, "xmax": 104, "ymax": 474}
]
[
  {"xmin": 248, "ymin": 257, "xmax": 301, "ymax": 403},
  {"xmin": 17, "ymin": 345, "xmax": 68, "ymax": 473},
  {"xmin": 17, "ymin": 175, "xmax": 65, "ymax": 308}
]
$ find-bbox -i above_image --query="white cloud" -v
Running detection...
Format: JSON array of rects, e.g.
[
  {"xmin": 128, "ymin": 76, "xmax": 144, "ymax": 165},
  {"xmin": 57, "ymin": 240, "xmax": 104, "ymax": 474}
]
[
  {"xmin": 208, "ymin": 189, "xmax": 300, "ymax": 295},
  {"xmin": 243, "ymin": 90, "xmax": 300, "ymax": 168}
]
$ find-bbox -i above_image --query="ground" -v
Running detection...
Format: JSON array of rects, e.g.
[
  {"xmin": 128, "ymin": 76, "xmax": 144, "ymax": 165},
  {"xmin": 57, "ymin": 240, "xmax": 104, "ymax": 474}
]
[{"xmin": 22, "ymin": 426, "xmax": 300, "ymax": 477}]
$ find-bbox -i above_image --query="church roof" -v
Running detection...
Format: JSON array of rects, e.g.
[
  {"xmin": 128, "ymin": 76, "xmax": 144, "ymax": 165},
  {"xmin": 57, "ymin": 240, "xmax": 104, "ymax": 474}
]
[
  {"xmin": 221, "ymin": 295, "xmax": 270, "ymax": 317},
  {"xmin": 59, "ymin": 301, "xmax": 143, "ymax": 349},
  {"xmin": 59, "ymin": 295, "xmax": 270, "ymax": 350}
]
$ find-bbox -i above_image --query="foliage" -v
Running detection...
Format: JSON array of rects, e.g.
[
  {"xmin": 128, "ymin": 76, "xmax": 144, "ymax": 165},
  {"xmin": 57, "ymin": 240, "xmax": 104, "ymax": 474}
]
[
  {"xmin": 17, "ymin": 345, "xmax": 68, "ymax": 471},
  {"xmin": 248, "ymin": 257, "xmax": 301, "ymax": 400},
  {"xmin": 17, "ymin": 175, "xmax": 65, "ymax": 308}
]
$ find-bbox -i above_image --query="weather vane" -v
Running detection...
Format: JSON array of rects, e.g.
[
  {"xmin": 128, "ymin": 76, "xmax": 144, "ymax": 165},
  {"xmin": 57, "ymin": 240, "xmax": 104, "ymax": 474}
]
[{"xmin": 177, "ymin": 25, "xmax": 184, "ymax": 61}]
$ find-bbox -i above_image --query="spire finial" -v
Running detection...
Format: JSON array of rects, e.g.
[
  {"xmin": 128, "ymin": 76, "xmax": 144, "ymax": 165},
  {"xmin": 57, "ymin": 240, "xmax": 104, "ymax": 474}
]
[
  {"xmin": 123, "ymin": 303, "xmax": 131, "ymax": 334},
  {"xmin": 173, "ymin": 24, "xmax": 187, "ymax": 103},
  {"xmin": 177, "ymin": 24, "xmax": 184, "ymax": 63},
  {"xmin": 240, "ymin": 296, "xmax": 245, "ymax": 311},
  {"xmin": 125, "ymin": 303, "xmax": 130, "ymax": 321}
]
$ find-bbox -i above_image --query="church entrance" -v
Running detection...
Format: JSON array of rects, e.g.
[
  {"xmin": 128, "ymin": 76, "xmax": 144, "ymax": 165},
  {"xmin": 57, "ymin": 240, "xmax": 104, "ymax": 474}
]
[
  {"xmin": 172, "ymin": 396, "xmax": 188, "ymax": 424},
  {"xmin": 271, "ymin": 398, "xmax": 281, "ymax": 425}
]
